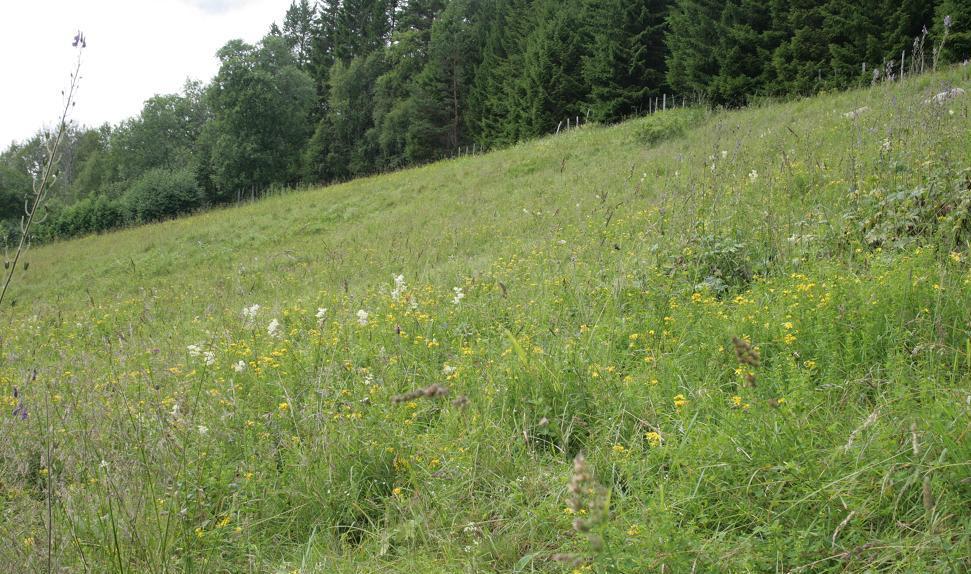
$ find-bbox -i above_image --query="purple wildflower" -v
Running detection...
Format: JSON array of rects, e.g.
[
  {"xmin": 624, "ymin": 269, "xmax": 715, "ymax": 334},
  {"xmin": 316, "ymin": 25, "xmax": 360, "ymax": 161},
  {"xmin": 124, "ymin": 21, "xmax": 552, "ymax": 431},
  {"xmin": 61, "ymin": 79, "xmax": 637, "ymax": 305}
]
[
  {"xmin": 13, "ymin": 404, "xmax": 27, "ymax": 420},
  {"xmin": 11, "ymin": 386, "xmax": 27, "ymax": 420}
]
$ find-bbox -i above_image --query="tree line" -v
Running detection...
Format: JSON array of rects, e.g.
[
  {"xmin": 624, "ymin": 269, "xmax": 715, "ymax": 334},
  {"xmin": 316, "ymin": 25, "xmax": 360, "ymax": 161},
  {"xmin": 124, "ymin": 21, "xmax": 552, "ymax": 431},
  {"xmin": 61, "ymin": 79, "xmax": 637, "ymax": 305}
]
[{"xmin": 1, "ymin": 0, "xmax": 967, "ymax": 242}]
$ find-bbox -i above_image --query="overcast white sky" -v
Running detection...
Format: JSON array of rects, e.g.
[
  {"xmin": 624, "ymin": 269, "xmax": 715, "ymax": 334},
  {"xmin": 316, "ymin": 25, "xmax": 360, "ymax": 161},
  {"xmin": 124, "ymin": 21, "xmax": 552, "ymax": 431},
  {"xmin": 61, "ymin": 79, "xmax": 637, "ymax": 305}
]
[{"xmin": 0, "ymin": 0, "xmax": 294, "ymax": 147}]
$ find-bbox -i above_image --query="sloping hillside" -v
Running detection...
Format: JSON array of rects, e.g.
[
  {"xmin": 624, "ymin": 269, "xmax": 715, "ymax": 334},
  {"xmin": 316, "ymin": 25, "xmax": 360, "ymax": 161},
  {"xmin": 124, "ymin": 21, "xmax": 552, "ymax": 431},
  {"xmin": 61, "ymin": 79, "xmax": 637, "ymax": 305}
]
[{"xmin": 2, "ymin": 68, "xmax": 970, "ymax": 573}]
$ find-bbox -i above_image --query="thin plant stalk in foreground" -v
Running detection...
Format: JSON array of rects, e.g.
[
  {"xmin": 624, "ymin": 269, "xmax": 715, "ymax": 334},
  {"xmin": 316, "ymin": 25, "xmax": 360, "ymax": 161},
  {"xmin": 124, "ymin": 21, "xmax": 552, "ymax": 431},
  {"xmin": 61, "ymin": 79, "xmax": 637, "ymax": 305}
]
[{"xmin": 0, "ymin": 31, "xmax": 86, "ymax": 309}]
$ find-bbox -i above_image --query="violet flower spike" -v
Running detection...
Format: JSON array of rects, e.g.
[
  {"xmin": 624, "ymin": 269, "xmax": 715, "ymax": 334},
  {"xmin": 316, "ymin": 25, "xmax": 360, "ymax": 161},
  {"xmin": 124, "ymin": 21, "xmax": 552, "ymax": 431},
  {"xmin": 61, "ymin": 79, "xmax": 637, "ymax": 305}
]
[{"xmin": 11, "ymin": 387, "xmax": 27, "ymax": 420}]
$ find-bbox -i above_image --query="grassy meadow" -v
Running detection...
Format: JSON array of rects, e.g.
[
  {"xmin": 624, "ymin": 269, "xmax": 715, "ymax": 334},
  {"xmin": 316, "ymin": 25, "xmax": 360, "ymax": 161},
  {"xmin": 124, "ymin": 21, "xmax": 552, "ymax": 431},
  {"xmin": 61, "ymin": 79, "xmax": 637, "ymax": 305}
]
[{"xmin": 1, "ymin": 67, "xmax": 970, "ymax": 573}]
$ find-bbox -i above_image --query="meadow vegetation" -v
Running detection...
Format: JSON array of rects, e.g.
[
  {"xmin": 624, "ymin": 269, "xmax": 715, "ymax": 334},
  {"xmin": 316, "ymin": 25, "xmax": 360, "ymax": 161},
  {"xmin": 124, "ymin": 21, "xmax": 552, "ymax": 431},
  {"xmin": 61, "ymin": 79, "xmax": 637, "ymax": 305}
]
[{"xmin": 1, "ymin": 67, "xmax": 970, "ymax": 573}]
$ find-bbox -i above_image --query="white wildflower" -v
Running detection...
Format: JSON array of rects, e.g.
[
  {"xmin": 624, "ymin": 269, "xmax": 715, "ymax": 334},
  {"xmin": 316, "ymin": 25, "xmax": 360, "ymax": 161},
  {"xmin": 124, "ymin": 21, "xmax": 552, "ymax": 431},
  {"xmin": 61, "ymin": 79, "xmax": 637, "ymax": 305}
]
[
  {"xmin": 241, "ymin": 304, "xmax": 260, "ymax": 327},
  {"xmin": 748, "ymin": 169, "xmax": 759, "ymax": 183},
  {"xmin": 188, "ymin": 344, "xmax": 214, "ymax": 366},
  {"xmin": 442, "ymin": 364, "xmax": 456, "ymax": 376},
  {"xmin": 233, "ymin": 360, "xmax": 247, "ymax": 373},
  {"xmin": 452, "ymin": 287, "xmax": 465, "ymax": 305},
  {"xmin": 197, "ymin": 425, "xmax": 209, "ymax": 435},
  {"xmin": 721, "ymin": 150, "xmax": 728, "ymax": 159},
  {"xmin": 391, "ymin": 274, "xmax": 407, "ymax": 301},
  {"xmin": 356, "ymin": 309, "xmax": 369, "ymax": 326},
  {"xmin": 267, "ymin": 318, "xmax": 282, "ymax": 338}
]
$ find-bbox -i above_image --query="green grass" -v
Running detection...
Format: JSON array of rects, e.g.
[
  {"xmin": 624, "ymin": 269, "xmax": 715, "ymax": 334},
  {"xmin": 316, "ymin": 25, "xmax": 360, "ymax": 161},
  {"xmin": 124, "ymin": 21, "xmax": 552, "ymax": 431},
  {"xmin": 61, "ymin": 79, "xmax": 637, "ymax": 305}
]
[{"xmin": 2, "ymin": 68, "xmax": 970, "ymax": 573}]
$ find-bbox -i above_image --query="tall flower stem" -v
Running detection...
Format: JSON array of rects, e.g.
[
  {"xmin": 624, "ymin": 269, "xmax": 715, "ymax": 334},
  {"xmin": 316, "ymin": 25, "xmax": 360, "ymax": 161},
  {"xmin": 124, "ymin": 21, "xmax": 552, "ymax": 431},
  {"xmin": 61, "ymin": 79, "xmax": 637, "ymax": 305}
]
[{"xmin": 0, "ymin": 35, "xmax": 85, "ymax": 309}]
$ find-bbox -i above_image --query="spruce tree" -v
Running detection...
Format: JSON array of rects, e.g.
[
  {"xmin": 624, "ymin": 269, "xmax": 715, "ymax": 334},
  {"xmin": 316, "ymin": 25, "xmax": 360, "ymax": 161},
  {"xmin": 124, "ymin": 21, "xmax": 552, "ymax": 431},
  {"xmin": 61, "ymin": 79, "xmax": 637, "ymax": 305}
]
[
  {"xmin": 466, "ymin": 0, "xmax": 533, "ymax": 146},
  {"xmin": 406, "ymin": 0, "xmax": 478, "ymax": 161},
  {"xmin": 665, "ymin": 0, "xmax": 724, "ymax": 98},
  {"xmin": 517, "ymin": 0, "xmax": 591, "ymax": 137},
  {"xmin": 583, "ymin": 0, "xmax": 671, "ymax": 121},
  {"xmin": 281, "ymin": 0, "xmax": 317, "ymax": 69},
  {"xmin": 709, "ymin": 0, "xmax": 783, "ymax": 105},
  {"xmin": 822, "ymin": 0, "xmax": 885, "ymax": 89},
  {"xmin": 771, "ymin": 0, "xmax": 830, "ymax": 95}
]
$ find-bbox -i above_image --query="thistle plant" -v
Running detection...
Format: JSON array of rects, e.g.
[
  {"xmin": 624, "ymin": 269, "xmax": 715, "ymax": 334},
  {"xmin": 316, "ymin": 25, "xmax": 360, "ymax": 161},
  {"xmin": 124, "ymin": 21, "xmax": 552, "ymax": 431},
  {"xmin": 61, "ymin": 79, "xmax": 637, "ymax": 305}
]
[
  {"xmin": 732, "ymin": 336, "xmax": 760, "ymax": 385},
  {"xmin": 0, "ymin": 31, "xmax": 86, "ymax": 309},
  {"xmin": 912, "ymin": 26, "xmax": 929, "ymax": 75},
  {"xmin": 551, "ymin": 452, "xmax": 611, "ymax": 569},
  {"xmin": 932, "ymin": 15, "xmax": 952, "ymax": 71}
]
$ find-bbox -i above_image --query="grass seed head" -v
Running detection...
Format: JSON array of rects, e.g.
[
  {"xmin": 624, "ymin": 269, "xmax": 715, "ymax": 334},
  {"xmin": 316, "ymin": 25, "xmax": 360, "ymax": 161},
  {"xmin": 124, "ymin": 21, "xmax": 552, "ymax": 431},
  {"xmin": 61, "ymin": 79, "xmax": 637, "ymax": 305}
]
[{"xmin": 391, "ymin": 384, "xmax": 449, "ymax": 404}]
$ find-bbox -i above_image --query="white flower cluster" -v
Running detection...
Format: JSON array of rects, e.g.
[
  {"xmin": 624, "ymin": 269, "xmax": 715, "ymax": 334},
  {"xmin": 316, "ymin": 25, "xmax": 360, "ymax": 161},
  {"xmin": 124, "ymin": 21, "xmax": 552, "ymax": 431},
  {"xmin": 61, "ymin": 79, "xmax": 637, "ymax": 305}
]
[
  {"xmin": 391, "ymin": 274, "xmax": 407, "ymax": 301},
  {"xmin": 187, "ymin": 344, "xmax": 215, "ymax": 366},
  {"xmin": 452, "ymin": 287, "xmax": 465, "ymax": 305},
  {"xmin": 241, "ymin": 304, "xmax": 260, "ymax": 328}
]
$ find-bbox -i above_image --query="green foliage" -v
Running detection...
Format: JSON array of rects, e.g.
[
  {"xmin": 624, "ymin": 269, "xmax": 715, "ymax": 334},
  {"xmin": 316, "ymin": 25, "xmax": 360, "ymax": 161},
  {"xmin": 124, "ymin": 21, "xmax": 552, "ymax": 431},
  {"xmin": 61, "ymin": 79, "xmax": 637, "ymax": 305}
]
[
  {"xmin": 49, "ymin": 195, "xmax": 126, "ymax": 238},
  {"xmin": 109, "ymin": 81, "xmax": 208, "ymax": 183},
  {"xmin": 304, "ymin": 51, "xmax": 387, "ymax": 182},
  {"xmin": 852, "ymin": 168, "xmax": 971, "ymax": 249},
  {"xmin": 0, "ymin": 162, "xmax": 30, "ymax": 221},
  {"xmin": 206, "ymin": 36, "xmax": 315, "ymax": 200},
  {"xmin": 279, "ymin": 0, "xmax": 317, "ymax": 68},
  {"xmin": 678, "ymin": 234, "xmax": 757, "ymax": 294},
  {"xmin": 465, "ymin": 0, "xmax": 532, "ymax": 147},
  {"xmin": 403, "ymin": 0, "xmax": 478, "ymax": 161},
  {"xmin": 667, "ymin": 0, "xmax": 959, "ymax": 104},
  {"xmin": 665, "ymin": 0, "xmax": 723, "ymax": 98},
  {"xmin": 332, "ymin": 0, "xmax": 393, "ymax": 61},
  {"xmin": 582, "ymin": 0, "xmax": 672, "ymax": 121},
  {"xmin": 709, "ymin": 0, "xmax": 783, "ymax": 104},
  {"xmin": 516, "ymin": 0, "xmax": 591, "ymax": 136},
  {"xmin": 630, "ymin": 107, "xmax": 704, "ymax": 146},
  {"xmin": 124, "ymin": 168, "xmax": 203, "ymax": 223}
]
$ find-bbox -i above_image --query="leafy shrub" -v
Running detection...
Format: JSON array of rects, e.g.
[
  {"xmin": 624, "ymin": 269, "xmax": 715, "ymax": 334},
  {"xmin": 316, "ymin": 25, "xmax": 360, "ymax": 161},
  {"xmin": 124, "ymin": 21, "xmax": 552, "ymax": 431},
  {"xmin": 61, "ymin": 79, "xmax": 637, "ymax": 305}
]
[
  {"xmin": 665, "ymin": 233, "xmax": 763, "ymax": 295},
  {"xmin": 50, "ymin": 195, "xmax": 125, "ymax": 239},
  {"xmin": 630, "ymin": 108, "xmax": 705, "ymax": 147},
  {"xmin": 124, "ymin": 168, "xmax": 203, "ymax": 223},
  {"xmin": 851, "ymin": 167, "xmax": 971, "ymax": 249}
]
